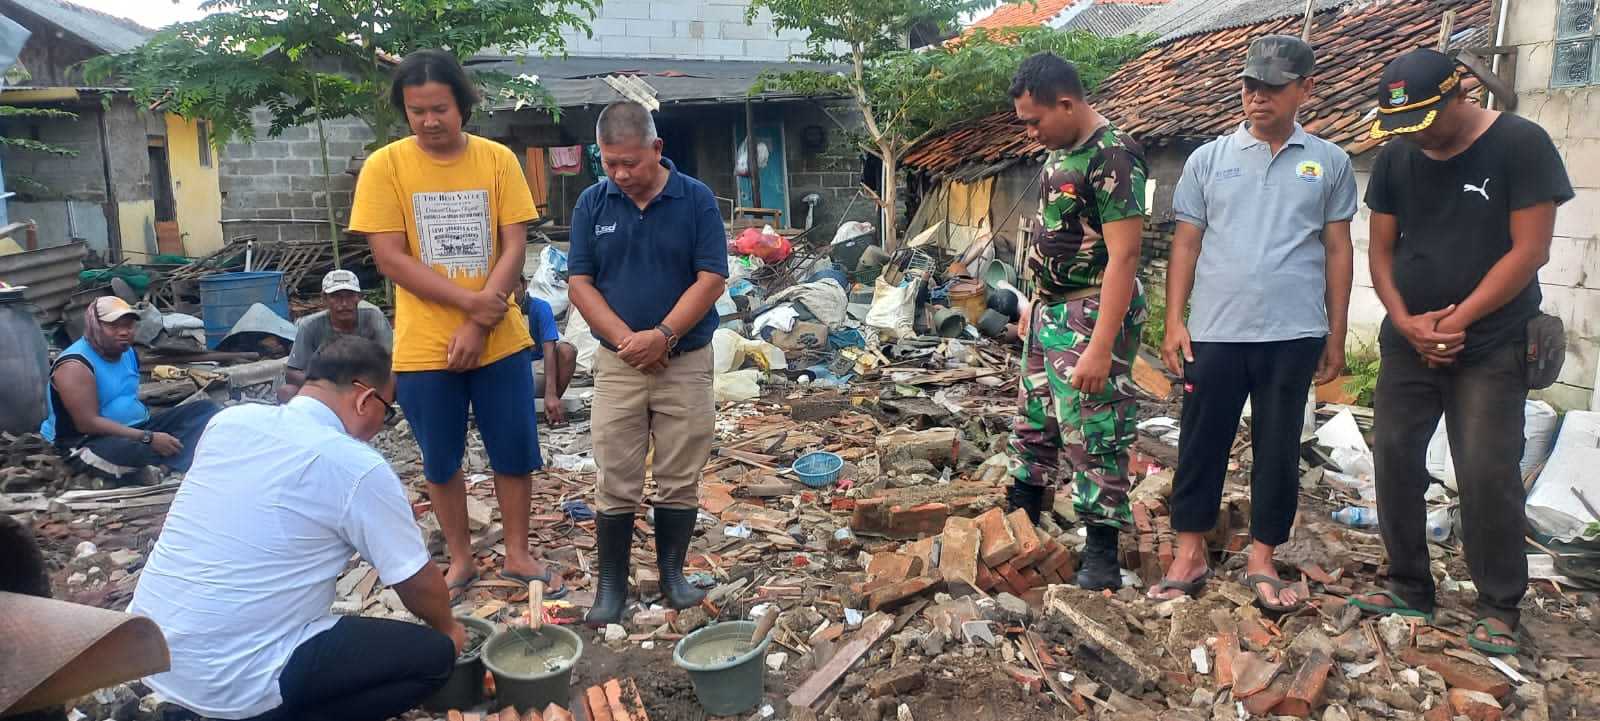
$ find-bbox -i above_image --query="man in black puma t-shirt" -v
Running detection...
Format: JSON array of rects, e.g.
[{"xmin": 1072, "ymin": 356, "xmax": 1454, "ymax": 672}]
[{"xmin": 1352, "ymin": 49, "xmax": 1572, "ymax": 655}]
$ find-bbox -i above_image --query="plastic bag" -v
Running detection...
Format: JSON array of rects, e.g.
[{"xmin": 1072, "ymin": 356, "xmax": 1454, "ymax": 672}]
[
  {"xmin": 735, "ymin": 138, "xmax": 770, "ymax": 177},
  {"xmin": 865, "ymin": 276, "xmax": 920, "ymax": 339},
  {"xmin": 1427, "ymin": 400, "xmax": 1559, "ymax": 491},
  {"xmin": 713, "ymin": 328, "xmax": 787, "ymax": 374},
  {"xmin": 735, "ymin": 225, "xmax": 791, "ymax": 264},
  {"xmin": 564, "ymin": 307, "xmax": 600, "ymax": 374},
  {"xmin": 832, "ymin": 221, "xmax": 875, "ymax": 246},
  {"xmin": 527, "ymin": 245, "xmax": 571, "ymax": 318},
  {"xmin": 1527, "ymin": 409, "xmax": 1600, "ymax": 541},
  {"xmin": 715, "ymin": 369, "xmax": 763, "ymax": 402}
]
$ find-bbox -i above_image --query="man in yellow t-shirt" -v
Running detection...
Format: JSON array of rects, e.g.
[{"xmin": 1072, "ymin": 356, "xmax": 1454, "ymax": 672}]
[{"xmin": 350, "ymin": 49, "xmax": 564, "ymax": 602}]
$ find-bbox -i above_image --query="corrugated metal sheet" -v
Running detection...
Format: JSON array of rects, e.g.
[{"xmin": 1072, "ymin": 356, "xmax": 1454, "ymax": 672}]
[
  {"xmin": 0, "ymin": 241, "xmax": 88, "ymax": 323},
  {"xmin": 7, "ymin": 0, "xmax": 152, "ymax": 54}
]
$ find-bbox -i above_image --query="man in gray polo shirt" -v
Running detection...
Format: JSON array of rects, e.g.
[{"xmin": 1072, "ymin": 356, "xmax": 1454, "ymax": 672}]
[{"xmin": 1150, "ymin": 35, "xmax": 1357, "ymax": 610}]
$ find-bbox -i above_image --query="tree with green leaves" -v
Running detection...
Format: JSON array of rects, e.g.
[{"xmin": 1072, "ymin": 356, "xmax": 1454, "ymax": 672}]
[
  {"xmin": 0, "ymin": 105, "xmax": 79, "ymax": 198},
  {"xmin": 84, "ymin": 0, "xmax": 597, "ymax": 150},
  {"xmin": 749, "ymin": 0, "xmax": 1150, "ymax": 250}
]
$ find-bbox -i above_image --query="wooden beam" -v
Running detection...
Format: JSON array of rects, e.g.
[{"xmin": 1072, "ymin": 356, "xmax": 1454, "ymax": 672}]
[
  {"xmin": 1300, "ymin": 0, "xmax": 1316, "ymax": 42},
  {"xmin": 786, "ymin": 613, "xmax": 895, "ymax": 708},
  {"xmin": 1436, "ymin": 10, "xmax": 1457, "ymax": 52}
]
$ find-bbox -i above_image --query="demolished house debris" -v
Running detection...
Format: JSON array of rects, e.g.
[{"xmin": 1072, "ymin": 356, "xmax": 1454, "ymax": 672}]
[{"xmin": 4, "ymin": 2, "xmax": 1600, "ymax": 721}]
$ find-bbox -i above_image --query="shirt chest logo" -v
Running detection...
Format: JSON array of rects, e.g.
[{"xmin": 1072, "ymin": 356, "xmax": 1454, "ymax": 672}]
[
  {"xmin": 1462, "ymin": 177, "xmax": 1491, "ymax": 201},
  {"xmin": 1295, "ymin": 160, "xmax": 1323, "ymax": 183},
  {"xmin": 595, "ymin": 223, "xmax": 618, "ymax": 237},
  {"xmin": 1216, "ymin": 167, "xmax": 1244, "ymax": 181}
]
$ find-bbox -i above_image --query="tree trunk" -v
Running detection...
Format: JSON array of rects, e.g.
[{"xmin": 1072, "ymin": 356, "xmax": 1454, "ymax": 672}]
[{"xmin": 882, "ymin": 148, "xmax": 900, "ymax": 253}]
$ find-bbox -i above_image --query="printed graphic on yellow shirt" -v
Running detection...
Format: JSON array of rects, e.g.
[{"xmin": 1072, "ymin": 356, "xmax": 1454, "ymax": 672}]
[{"xmin": 415, "ymin": 190, "xmax": 492, "ymax": 278}]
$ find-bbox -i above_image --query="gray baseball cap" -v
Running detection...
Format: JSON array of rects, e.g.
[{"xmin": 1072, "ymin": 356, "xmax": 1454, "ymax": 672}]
[{"xmin": 1241, "ymin": 35, "xmax": 1316, "ymax": 85}]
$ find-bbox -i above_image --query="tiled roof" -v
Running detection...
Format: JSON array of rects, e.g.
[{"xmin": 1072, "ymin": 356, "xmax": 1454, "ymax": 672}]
[
  {"xmin": 1127, "ymin": 0, "xmax": 1354, "ymax": 45},
  {"xmin": 905, "ymin": 0, "xmax": 1487, "ymax": 180},
  {"xmin": 968, "ymin": 0, "xmax": 1082, "ymax": 33},
  {"xmin": 6, "ymin": 0, "xmax": 153, "ymax": 54}
]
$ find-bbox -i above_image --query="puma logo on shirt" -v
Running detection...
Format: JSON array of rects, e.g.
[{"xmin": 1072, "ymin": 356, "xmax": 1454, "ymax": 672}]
[{"xmin": 1462, "ymin": 178, "xmax": 1491, "ymax": 200}]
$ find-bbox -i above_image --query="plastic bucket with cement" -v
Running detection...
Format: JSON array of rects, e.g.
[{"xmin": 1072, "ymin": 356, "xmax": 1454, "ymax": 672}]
[
  {"xmin": 481, "ymin": 624, "xmax": 583, "ymax": 712},
  {"xmin": 673, "ymin": 620, "xmax": 771, "ymax": 716},
  {"xmin": 422, "ymin": 616, "xmax": 497, "ymax": 712}
]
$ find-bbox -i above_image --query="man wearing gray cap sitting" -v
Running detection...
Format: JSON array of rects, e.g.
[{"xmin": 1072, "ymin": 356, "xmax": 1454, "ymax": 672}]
[{"xmin": 279, "ymin": 269, "xmax": 394, "ymax": 402}]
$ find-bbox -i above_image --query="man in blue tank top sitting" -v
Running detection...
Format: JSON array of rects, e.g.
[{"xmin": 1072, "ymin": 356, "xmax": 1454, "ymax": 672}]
[{"xmin": 41, "ymin": 297, "xmax": 223, "ymax": 485}]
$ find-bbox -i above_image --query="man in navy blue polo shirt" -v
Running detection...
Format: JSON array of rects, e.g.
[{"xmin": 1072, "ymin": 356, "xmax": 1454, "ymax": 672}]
[{"xmin": 568, "ymin": 101, "xmax": 729, "ymax": 627}]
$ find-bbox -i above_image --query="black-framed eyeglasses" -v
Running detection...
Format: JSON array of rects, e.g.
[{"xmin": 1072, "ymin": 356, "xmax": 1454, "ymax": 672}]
[{"xmin": 353, "ymin": 381, "xmax": 399, "ymax": 425}]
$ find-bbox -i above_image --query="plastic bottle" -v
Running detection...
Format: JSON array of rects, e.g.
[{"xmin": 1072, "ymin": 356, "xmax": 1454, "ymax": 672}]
[
  {"xmin": 1331, "ymin": 506, "xmax": 1379, "ymax": 528},
  {"xmin": 1425, "ymin": 507, "xmax": 1455, "ymax": 543}
]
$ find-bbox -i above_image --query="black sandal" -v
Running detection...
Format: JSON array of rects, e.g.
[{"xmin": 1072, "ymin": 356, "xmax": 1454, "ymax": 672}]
[
  {"xmin": 1243, "ymin": 573, "xmax": 1307, "ymax": 613},
  {"xmin": 1146, "ymin": 566, "xmax": 1213, "ymax": 600}
]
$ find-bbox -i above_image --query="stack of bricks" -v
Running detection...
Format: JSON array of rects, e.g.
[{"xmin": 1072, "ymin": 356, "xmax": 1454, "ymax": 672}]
[
  {"xmin": 846, "ymin": 507, "xmax": 1077, "ymax": 611},
  {"xmin": 1128, "ymin": 499, "xmax": 1176, "ymax": 588}
]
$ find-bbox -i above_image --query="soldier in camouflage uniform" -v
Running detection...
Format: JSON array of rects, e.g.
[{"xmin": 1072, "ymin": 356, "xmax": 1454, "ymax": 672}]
[{"xmin": 1006, "ymin": 52, "xmax": 1149, "ymax": 591}]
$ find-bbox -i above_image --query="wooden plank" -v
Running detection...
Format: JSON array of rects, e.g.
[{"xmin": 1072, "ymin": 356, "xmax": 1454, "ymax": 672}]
[
  {"xmin": 787, "ymin": 612, "xmax": 895, "ymax": 708},
  {"xmin": 1049, "ymin": 599, "xmax": 1161, "ymax": 692}
]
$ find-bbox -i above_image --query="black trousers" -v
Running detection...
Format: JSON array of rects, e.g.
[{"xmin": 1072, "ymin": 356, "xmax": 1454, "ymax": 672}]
[
  {"xmin": 1374, "ymin": 343, "xmax": 1528, "ymax": 627},
  {"xmin": 239, "ymin": 616, "xmax": 454, "ymax": 721},
  {"xmin": 1171, "ymin": 338, "xmax": 1324, "ymax": 546},
  {"xmin": 76, "ymin": 400, "xmax": 224, "ymax": 475}
]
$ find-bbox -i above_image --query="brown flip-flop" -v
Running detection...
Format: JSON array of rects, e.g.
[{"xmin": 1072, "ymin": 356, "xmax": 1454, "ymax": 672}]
[{"xmin": 1146, "ymin": 566, "xmax": 1213, "ymax": 600}]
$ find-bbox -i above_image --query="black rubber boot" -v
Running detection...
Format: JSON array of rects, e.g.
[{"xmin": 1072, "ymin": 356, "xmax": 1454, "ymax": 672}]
[
  {"xmin": 653, "ymin": 507, "xmax": 707, "ymax": 610},
  {"xmin": 584, "ymin": 511, "xmax": 634, "ymax": 628},
  {"xmin": 1006, "ymin": 481, "xmax": 1045, "ymax": 526},
  {"xmin": 1076, "ymin": 524, "xmax": 1123, "ymax": 591}
]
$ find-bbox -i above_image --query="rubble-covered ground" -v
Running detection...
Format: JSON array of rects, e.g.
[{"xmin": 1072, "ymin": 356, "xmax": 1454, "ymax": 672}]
[{"xmin": 12, "ymin": 339, "xmax": 1600, "ymax": 721}]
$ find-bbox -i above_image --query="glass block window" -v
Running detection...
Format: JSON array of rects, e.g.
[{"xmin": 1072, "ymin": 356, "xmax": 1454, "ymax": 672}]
[{"xmin": 1554, "ymin": 0, "xmax": 1599, "ymax": 87}]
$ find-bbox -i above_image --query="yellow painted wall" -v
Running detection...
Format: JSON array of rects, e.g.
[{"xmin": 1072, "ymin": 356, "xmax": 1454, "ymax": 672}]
[
  {"xmin": 164, "ymin": 115, "xmax": 224, "ymax": 256},
  {"xmin": 117, "ymin": 200, "xmax": 157, "ymax": 259}
]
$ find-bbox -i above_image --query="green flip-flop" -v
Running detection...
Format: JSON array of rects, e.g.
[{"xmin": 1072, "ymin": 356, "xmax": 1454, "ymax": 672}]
[
  {"xmin": 1348, "ymin": 590, "xmax": 1435, "ymax": 624},
  {"xmin": 1467, "ymin": 619, "xmax": 1519, "ymax": 656}
]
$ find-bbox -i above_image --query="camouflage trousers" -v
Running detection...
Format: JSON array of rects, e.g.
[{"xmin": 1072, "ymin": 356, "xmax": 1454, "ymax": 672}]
[{"xmin": 1007, "ymin": 287, "xmax": 1146, "ymax": 528}]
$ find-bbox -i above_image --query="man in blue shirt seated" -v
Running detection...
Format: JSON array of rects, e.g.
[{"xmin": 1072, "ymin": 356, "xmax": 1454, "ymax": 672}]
[
  {"xmin": 41, "ymin": 297, "xmax": 223, "ymax": 485},
  {"xmin": 517, "ymin": 275, "xmax": 577, "ymax": 426}
]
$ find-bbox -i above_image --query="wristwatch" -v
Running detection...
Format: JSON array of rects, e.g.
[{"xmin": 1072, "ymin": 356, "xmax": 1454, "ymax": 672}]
[
  {"xmin": 655, "ymin": 322, "xmax": 679, "ymax": 351},
  {"xmin": 141, "ymin": 430, "xmax": 153, "ymax": 445}
]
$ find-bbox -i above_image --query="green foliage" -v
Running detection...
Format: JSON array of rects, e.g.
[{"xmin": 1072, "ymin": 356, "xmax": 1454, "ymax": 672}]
[
  {"xmin": 1343, "ymin": 345, "xmax": 1381, "ymax": 407},
  {"xmin": 83, "ymin": 0, "xmax": 597, "ymax": 149},
  {"xmin": 0, "ymin": 105, "xmax": 80, "ymax": 196},
  {"xmin": 748, "ymin": 0, "xmax": 1150, "ymax": 248}
]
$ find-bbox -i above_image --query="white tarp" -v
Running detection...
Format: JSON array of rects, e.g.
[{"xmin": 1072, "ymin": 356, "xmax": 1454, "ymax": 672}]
[
  {"xmin": 1527, "ymin": 409, "xmax": 1600, "ymax": 542},
  {"xmin": 1426, "ymin": 400, "xmax": 1559, "ymax": 492}
]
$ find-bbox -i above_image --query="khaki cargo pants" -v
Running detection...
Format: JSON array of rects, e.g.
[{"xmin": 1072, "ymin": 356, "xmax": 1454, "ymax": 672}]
[{"xmin": 591, "ymin": 344, "xmax": 715, "ymax": 513}]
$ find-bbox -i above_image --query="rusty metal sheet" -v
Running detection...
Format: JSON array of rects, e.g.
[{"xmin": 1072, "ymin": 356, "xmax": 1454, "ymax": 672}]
[{"xmin": 0, "ymin": 241, "xmax": 89, "ymax": 324}]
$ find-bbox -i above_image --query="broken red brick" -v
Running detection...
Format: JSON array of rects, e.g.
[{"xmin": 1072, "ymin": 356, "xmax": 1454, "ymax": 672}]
[
  {"xmin": 866, "ymin": 552, "xmax": 916, "ymax": 583},
  {"xmin": 1242, "ymin": 675, "xmax": 1291, "ymax": 716},
  {"xmin": 940, "ymin": 517, "xmax": 981, "ymax": 591},
  {"xmin": 887, "ymin": 502, "xmax": 950, "ymax": 538},
  {"xmin": 975, "ymin": 562, "xmax": 1000, "ymax": 591},
  {"xmin": 1018, "ymin": 568, "xmax": 1045, "ymax": 589},
  {"xmin": 1001, "ymin": 664, "xmax": 1044, "ymax": 693},
  {"xmin": 1006, "ymin": 509, "xmax": 1047, "ymax": 566},
  {"xmin": 1132, "ymin": 502, "xmax": 1154, "ymax": 533},
  {"xmin": 1275, "ymin": 650, "xmax": 1333, "ymax": 718},
  {"xmin": 1297, "ymin": 563, "xmax": 1338, "ymax": 585},
  {"xmin": 995, "ymin": 561, "xmax": 1029, "ymax": 596},
  {"xmin": 1399, "ymin": 649, "xmax": 1512, "ymax": 698},
  {"xmin": 1232, "ymin": 652, "xmax": 1281, "ymax": 698},
  {"xmin": 1040, "ymin": 547, "xmax": 1072, "ymax": 576},
  {"xmin": 974, "ymin": 508, "xmax": 1019, "ymax": 566},
  {"xmin": 1040, "ymin": 565, "xmax": 1064, "ymax": 585},
  {"xmin": 1448, "ymin": 688, "xmax": 1504, "ymax": 721},
  {"xmin": 866, "ymin": 666, "xmax": 927, "ymax": 698},
  {"xmin": 867, "ymin": 576, "xmax": 938, "ymax": 611},
  {"xmin": 1157, "ymin": 537, "xmax": 1175, "ymax": 572}
]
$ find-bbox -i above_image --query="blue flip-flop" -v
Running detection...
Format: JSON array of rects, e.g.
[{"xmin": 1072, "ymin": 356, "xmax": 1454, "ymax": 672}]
[{"xmin": 502, "ymin": 566, "xmax": 569, "ymax": 600}]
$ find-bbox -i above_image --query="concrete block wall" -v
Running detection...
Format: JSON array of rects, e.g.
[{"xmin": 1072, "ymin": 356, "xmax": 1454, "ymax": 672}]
[
  {"xmin": 784, "ymin": 101, "xmax": 876, "ymax": 235},
  {"xmin": 1506, "ymin": 0, "xmax": 1600, "ymax": 409},
  {"xmin": 219, "ymin": 107, "xmax": 374, "ymax": 243},
  {"xmin": 555, "ymin": 0, "xmax": 834, "ymax": 61}
]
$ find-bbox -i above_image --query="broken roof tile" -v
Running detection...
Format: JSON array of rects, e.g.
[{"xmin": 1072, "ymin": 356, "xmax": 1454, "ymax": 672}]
[{"xmin": 906, "ymin": 0, "xmax": 1486, "ymax": 180}]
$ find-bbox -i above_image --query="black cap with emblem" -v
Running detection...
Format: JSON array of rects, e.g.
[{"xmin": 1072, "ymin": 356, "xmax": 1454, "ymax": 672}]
[
  {"xmin": 1240, "ymin": 34, "xmax": 1316, "ymax": 85},
  {"xmin": 1370, "ymin": 49, "xmax": 1462, "ymax": 138}
]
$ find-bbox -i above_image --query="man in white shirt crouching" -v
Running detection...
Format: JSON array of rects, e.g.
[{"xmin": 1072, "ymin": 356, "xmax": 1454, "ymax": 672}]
[{"xmin": 128, "ymin": 335, "xmax": 465, "ymax": 721}]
